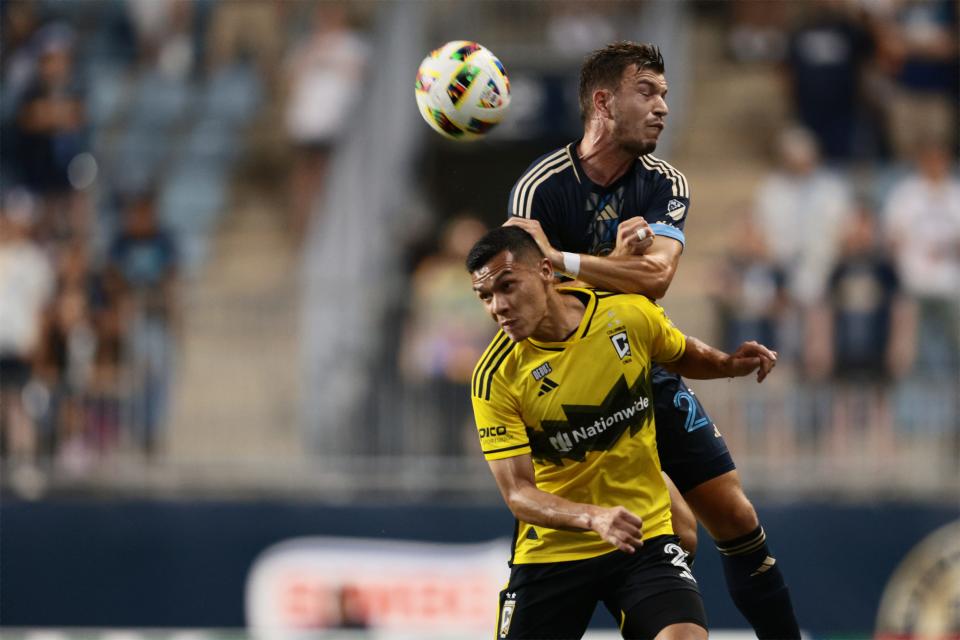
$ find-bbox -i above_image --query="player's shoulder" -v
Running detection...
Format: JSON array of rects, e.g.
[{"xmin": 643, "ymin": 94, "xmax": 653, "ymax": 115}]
[
  {"xmin": 636, "ymin": 153, "xmax": 690, "ymax": 199},
  {"xmin": 514, "ymin": 144, "xmax": 577, "ymax": 184},
  {"xmin": 471, "ymin": 329, "xmax": 522, "ymax": 401},
  {"xmin": 509, "ymin": 143, "xmax": 578, "ymax": 218},
  {"xmin": 594, "ymin": 290, "xmax": 667, "ymax": 324}
]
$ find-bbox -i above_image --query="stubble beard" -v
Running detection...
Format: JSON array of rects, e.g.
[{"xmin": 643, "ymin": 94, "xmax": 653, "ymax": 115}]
[{"xmin": 613, "ymin": 120, "xmax": 658, "ymax": 157}]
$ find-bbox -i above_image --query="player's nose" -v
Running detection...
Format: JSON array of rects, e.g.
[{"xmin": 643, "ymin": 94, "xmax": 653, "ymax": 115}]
[
  {"xmin": 653, "ymin": 96, "xmax": 668, "ymax": 117},
  {"xmin": 491, "ymin": 294, "xmax": 510, "ymax": 316}
]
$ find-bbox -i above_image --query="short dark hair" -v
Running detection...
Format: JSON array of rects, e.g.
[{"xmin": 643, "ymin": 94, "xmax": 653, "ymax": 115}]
[
  {"xmin": 579, "ymin": 42, "xmax": 665, "ymax": 122},
  {"xmin": 465, "ymin": 226, "xmax": 544, "ymax": 273}
]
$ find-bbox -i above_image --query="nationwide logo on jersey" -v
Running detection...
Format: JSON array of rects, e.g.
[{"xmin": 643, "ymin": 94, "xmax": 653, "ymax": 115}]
[
  {"xmin": 666, "ymin": 199, "xmax": 686, "ymax": 221},
  {"xmin": 526, "ymin": 373, "xmax": 654, "ymax": 465}
]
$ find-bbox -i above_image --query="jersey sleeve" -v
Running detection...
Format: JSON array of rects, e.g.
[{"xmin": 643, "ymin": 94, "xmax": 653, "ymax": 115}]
[
  {"xmin": 639, "ymin": 156, "xmax": 690, "ymax": 248},
  {"xmin": 507, "ymin": 154, "xmax": 566, "ymax": 249},
  {"xmin": 631, "ymin": 298, "xmax": 686, "ymax": 364},
  {"xmin": 472, "ymin": 375, "xmax": 531, "ymax": 461}
]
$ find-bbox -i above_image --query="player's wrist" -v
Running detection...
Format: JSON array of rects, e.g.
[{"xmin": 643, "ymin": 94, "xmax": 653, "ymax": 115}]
[
  {"xmin": 559, "ymin": 251, "xmax": 580, "ymax": 278},
  {"xmin": 721, "ymin": 355, "xmax": 737, "ymax": 378},
  {"xmin": 547, "ymin": 248, "xmax": 564, "ymax": 270}
]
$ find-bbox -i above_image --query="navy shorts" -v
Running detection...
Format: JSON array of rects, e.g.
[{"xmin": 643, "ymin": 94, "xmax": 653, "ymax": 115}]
[
  {"xmin": 495, "ymin": 535, "xmax": 705, "ymax": 639},
  {"xmin": 652, "ymin": 365, "xmax": 736, "ymax": 494}
]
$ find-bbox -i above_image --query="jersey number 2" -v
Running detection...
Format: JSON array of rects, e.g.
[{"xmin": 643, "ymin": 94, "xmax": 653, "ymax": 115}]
[
  {"xmin": 673, "ymin": 391, "xmax": 710, "ymax": 433},
  {"xmin": 664, "ymin": 542, "xmax": 696, "ymax": 583}
]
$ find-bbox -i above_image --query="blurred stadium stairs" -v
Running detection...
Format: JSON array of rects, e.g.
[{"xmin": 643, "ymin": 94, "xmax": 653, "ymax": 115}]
[
  {"xmin": 166, "ymin": 101, "xmax": 303, "ymax": 472},
  {"xmin": 667, "ymin": 14, "xmax": 789, "ymax": 342}
]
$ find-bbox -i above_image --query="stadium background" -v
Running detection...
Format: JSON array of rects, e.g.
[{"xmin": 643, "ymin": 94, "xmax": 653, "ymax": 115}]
[{"xmin": 1, "ymin": 0, "xmax": 958, "ymax": 637}]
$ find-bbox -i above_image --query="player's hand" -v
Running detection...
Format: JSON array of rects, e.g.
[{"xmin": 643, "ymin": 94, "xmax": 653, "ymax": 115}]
[
  {"xmin": 610, "ymin": 218, "xmax": 655, "ymax": 257},
  {"xmin": 725, "ymin": 341, "xmax": 777, "ymax": 382},
  {"xmin": 590, "ymin": 506, "xmax": 644, "ymax": 553},
  {"xmin": 503, "ymin": 217, "xmax": 562, "ymax": 268}
]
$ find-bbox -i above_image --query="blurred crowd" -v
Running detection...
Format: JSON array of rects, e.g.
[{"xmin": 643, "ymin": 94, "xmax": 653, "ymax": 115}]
[
  {"xmin": 715, "ymin": 0, "xmax": 958, "ymax": 462},
  {"xmin": 1, "ymin": 0, "xmax": 956, "ymax": 486},
  {"xmin": 0, "ymin": 0, "xmax": 363, "ymax": 492}
]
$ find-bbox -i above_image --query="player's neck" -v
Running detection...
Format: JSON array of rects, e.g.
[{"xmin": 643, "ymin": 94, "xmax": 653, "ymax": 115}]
[
  {"xmin": 530, "ymin": 292, "xmax": 586, "ymax": 343},
  {"xmin": 577, "ymin": 128, "xmax": 634, "ymax": 187}
]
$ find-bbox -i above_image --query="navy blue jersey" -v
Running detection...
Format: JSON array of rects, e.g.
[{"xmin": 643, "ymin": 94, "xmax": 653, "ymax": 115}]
[{"xmin": 507, "ymin": 142, "xmax": 689, "ymax": 257}]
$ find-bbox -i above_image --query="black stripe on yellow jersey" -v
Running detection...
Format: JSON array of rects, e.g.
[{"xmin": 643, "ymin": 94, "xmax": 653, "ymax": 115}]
[{"xmin": 471, "ymin": 287, "xmax": 686, "ymax": 564}]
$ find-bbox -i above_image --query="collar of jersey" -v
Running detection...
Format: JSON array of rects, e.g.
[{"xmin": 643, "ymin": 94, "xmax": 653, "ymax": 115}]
[
  {"xmin": 568, "ymin": 140, "xmax": 633, "ymax": 192},
  {"xmin": 527, "ymin": 287, "xmax": 598, "ymax": 350}
]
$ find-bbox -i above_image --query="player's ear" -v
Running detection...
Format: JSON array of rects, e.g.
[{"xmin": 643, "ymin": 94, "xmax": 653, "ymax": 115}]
[
  {"xmin": 593, "ymin": 88, "xmax": 613, "ymax": 120},
  {"xmin": 539, "ymin": 257, "xmax": 554, "ymax": 281}
]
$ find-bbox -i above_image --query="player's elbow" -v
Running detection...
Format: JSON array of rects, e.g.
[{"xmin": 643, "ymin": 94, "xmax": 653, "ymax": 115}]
[
  {"xmin": 502, "ymin": 484, "xmax": 537, "ymax": 520},
  {"xmin": 620, "ymin": 271, "xmax": 670, "ymax": 298},
  {"xmin": 635, "ymin": 258, "xmax": 676, "ymax": 299},
  {"xmin": 646, "ymin": 274, "xmax": 672, "ymax": 300}
]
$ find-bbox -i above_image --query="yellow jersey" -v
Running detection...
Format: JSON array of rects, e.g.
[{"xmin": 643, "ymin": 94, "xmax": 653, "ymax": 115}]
[{"xmin": 471, "ymin": 288, "xmax": 686, "ymax": 564}]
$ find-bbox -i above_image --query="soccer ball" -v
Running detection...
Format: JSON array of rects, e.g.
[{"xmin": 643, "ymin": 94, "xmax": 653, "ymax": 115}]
[{"xmin": 415, "ymin": 41, "xmax": 511, "ymax": 141}]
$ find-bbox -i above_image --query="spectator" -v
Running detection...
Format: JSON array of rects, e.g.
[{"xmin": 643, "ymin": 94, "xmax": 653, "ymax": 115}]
[
  {"xmin": 0, "ymin": 0, "xmax": 42, "ymax": 122},
  {"xmin": 727, "ymin": 0, "xmax": 790, "ymax": 63},
  {"xmin": 713, "ymin": 211, "xmax": 790, "ymax": 353},
  {"xmin": 206, "ymin": 0, "xmax": 282, "ymax": 76},
  {"xmin": 871, "ymin": 0, "xmax": 958, "ymax": 159},
  {"xmin": 783, "ymin": 0, "xmax": 875, "ymax": 161},
  {"xmin": 125, "ymin": 0, "xmax": 196, "ymax": 78},
  {"xmin": 13, "ymin": 23, "xmax": 88, "ymax": 238},
  {"xmin": 0, "ymin": 189, "xmax": 55, "ymax": 492},
  {"xmin": 754, "ymin": 127, "xmax": 853, "ymax": 310},
  {"xmin": 34, "ymin": 242, "xmax": 102, "ymax": 471},
  {"xmin": 711, "ymin": 211, "xmax": 793, "ymax": 462},
  {"xmin": 35, "ymin": 286, "xmax": 96, "ymax": 470},
  {"xmin": 807, "ymin": 205, "xmax": 916, "ymax": 459},
  {"xmin": 399, "ymin": 215, "xmax": 491, "ymax": 456},
  {"xmin": 283, "ymin": 2, "xmax": 369, "ymax": 240},
  {"xmin": 107, "ymin": 190, "xmax": 178, "ymax": 455},
  {"xmin": 883, "ymin": 139, "xmax": 960, "ymax": 375}
]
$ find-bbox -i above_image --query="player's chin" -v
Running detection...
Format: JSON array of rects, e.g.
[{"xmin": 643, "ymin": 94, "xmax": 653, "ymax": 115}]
[
  {"xmin": 501, "ymin": 322, "xmax": 529, "ymax": 342},
  {"xmin": 622, "ymin": 138, "xmax": 657, "ymax": 156}
]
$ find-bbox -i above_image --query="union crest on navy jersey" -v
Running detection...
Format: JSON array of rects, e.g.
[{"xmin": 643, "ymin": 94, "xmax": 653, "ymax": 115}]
[{"xmin": 507, "ymin": 142, "xmax": 689, "ymax": 257}]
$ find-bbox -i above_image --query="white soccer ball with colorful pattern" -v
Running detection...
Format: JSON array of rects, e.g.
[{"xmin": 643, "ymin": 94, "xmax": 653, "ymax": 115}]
[{"xmin": 415, "ymin": 41, "xmax": 510, "ymax": 141}]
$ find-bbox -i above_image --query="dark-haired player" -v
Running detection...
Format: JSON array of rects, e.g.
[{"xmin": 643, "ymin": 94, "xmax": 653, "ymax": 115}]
[
  {"xmin": 468, "ymin": 226, "xmax": 779, "ymax": 639},
  {"xmin": 504, "ymin": 42, "xmax": 800, "ymax": 638}
]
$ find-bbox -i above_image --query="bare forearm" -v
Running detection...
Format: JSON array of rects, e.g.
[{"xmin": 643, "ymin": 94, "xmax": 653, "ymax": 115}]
[
  {"xmin": 505, "ymin": 484, "xmax": 598, "ymax": 532},
  {"xmin": 573, "ymin": 254, "xmax": 673, "ymax": 298},
  {"xmin": 664, "ymin": 336, "xmax": 733, "ymax": 379}
]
